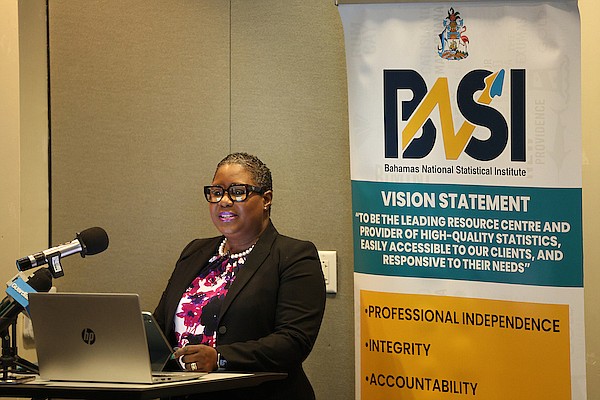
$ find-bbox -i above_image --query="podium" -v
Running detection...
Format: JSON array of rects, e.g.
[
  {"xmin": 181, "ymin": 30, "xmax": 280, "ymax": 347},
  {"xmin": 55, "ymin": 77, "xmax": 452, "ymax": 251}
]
[{"xmin": 0, "ymin": 372, "xmax": 286, "ymax": 399}]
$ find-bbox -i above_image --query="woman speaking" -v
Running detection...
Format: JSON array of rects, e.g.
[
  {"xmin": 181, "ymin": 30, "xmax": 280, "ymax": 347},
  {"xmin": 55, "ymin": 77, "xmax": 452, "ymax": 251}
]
[{"xmin": 153, "ymin": 152, "xmax": 326, "ymax": 399}]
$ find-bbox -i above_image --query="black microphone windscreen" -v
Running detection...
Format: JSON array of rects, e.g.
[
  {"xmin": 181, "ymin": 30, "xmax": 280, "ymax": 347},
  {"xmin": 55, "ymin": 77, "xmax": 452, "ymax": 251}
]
[
  {"xmin": 78, "ymin": 227, "xmax": 109, "ymax": 256},
  {"xmin": 28, "ymin": 268, "xmax": 53, "ymax": 292}
]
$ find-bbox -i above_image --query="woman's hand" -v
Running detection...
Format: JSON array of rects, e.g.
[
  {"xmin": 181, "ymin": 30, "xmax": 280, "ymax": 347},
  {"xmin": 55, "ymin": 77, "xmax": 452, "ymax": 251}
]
[{"xmin": 174, "ymin": 344, "xmax": 218, "ymax": 372}]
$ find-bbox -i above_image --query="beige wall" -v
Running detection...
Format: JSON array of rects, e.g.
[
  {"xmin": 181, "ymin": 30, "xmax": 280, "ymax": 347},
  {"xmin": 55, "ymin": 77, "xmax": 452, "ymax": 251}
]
[
  {"xmin": 1, "ymin": 0, "xmax": 599, "ymax": 399},
  {"xmin": 580, "ymin": 0, "xmax": 600, "ymax": 396},
  {"xmin": 0, "ymin": 0, "xmax": 49, "ymax": 285},
  {"xmin": 0, "ymin": 0, "xmax": 48, "ymax": 363},
  {"xmin": 0, "ymin": 3, "xmax": 21, "ymax": 275}
]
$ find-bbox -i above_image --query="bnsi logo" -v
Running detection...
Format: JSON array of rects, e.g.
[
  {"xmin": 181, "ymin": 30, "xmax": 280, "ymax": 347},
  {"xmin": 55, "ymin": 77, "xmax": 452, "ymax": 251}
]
[{"xmin": 383, "ymin": 69, "xmax": 526, "ymax": 162}]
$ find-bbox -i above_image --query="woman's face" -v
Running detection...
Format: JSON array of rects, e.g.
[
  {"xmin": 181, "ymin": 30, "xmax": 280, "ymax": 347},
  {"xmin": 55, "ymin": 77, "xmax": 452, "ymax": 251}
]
[{"xmin": 209, "ymin": 163, "xmax": 272, "ymax": 248}]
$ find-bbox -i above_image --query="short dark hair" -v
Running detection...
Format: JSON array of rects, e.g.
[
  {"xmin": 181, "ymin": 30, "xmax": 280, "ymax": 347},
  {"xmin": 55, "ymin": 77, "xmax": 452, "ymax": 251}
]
[{"xmin": 216, "ymin": 152, "xmax": 273, "ymax": 190}]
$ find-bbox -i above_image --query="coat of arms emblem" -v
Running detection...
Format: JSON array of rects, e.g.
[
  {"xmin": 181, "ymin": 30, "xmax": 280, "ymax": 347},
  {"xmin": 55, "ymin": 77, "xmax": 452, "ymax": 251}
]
[{"xmin": 438, "ymin": 7, "xmax": 469, "ymax": 60}]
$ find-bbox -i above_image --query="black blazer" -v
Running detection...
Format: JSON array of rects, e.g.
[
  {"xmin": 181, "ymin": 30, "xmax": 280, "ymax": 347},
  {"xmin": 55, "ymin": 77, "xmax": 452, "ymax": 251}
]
[{"xmin": 154, "ymin": 221, "xmax": 326, "ymax": 400}]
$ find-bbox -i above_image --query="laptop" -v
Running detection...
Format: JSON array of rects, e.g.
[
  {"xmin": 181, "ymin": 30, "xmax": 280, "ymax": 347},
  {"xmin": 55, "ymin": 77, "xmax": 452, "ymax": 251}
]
[{"xmin": 28, "ymin": 292, "xmax": 205, "ymax": 384}]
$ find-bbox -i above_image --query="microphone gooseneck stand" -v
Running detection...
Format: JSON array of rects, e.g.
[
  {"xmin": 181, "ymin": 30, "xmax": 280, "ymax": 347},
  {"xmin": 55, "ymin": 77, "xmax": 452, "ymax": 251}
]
[
  {"xmin": 0, "ymin": 319, "xmax": 37, "ymax": 384},
  {"xmin": 0, "ymin": 267, "xmax": 54, "ymax": 384}
]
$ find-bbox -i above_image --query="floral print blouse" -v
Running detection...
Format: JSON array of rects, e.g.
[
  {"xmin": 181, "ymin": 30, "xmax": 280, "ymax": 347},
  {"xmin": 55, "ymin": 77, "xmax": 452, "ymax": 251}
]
[{"xmin": 174, "ymin": 253, "xmax": 248, "ymax": 349}]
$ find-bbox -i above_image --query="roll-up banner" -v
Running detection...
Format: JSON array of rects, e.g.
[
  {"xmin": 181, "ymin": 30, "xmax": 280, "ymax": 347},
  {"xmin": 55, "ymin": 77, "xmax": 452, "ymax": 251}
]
[{"xmin": 338, "ymin": 1, "xmax": 584, "ymax": 399}]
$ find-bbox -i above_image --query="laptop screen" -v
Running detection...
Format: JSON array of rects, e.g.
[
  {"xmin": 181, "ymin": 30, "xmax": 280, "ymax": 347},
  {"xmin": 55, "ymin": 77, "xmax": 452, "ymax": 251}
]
[{"xmin": 143, "ymin": 311, "xmax": 174, "ymax": 371}]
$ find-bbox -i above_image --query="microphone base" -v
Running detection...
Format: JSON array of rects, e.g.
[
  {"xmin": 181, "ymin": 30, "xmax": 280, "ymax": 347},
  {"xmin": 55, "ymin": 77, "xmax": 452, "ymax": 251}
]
[
  {"xmin": 0, "ymin": 373, "xmax": 36, "ymax": 384},
  {"xmin": 0, "ymin": 321, "xmax": 39, "ymax": 383}
]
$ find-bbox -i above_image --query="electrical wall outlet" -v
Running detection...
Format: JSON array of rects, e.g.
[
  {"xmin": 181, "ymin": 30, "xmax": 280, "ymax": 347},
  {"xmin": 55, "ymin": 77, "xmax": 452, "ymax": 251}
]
[{"xmin": 318, "ymin": 251, "xmax": 337, "ymax": 294}]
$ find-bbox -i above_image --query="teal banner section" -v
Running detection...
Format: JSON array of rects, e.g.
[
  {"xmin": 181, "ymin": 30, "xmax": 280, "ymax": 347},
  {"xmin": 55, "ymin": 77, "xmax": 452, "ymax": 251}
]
[{"xmin": 352, "ymin": 180, "xmax": 583, "ymax": 287}]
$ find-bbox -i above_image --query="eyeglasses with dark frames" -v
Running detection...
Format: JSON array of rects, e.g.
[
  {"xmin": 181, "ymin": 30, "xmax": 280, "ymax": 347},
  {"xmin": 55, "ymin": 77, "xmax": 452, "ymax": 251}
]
[{"xmin": 204, "ymin": 184, "xmax": 266, "ymax": 203}]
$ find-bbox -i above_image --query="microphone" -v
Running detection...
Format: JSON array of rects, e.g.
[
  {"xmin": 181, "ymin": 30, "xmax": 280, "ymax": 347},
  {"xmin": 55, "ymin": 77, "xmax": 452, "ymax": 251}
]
[
  {"xmin": 0, "ymin": 268, "xmax": 53, "ymax": 333},
  {"xmin": 16, "ymin": 227, "xmax": 109, "ymax": 278}
]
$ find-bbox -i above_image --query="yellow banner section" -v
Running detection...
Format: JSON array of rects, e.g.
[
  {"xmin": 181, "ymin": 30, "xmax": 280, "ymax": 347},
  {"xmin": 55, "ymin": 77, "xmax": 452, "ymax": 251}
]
[{"xmin": 361, "ymin": 290, "xmax": 571, "ymax": 399}]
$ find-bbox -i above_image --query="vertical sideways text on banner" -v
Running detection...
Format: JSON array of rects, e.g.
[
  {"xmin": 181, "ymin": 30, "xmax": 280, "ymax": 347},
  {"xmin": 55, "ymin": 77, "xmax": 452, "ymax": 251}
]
[{"xmin": 339, "ymin": 1, "xmax": 584, "ymax": 399}]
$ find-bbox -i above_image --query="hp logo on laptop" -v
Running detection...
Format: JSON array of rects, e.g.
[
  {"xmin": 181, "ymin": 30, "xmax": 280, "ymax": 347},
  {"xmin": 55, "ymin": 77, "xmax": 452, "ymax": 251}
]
[{"xmin": 82, "ymin": 328, "xmax": 96, "ymax": 345}]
